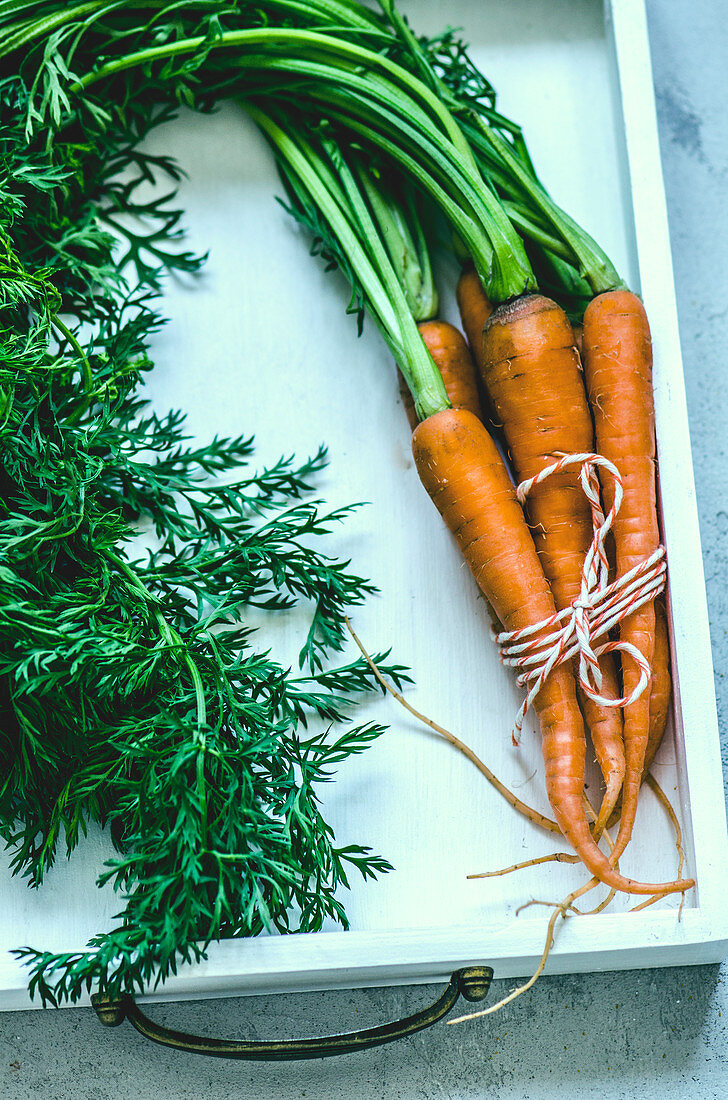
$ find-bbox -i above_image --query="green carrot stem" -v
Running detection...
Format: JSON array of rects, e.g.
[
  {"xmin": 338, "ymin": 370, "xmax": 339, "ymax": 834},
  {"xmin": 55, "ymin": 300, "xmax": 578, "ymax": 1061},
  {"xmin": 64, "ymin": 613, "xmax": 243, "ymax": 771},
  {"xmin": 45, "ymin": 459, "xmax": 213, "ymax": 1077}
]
[
  {"xmin": 319, "ymin": 104, "xmax": 528, "ymax": 301},
  {"xmin": 465, "ymin": 117, "xmax": 624, "ymax": 294},
  {"xmin": 67, "ymin": 24, "xmax": 532, "ymax": 294},
  {"xmin": 51, "ymin": 316, "xmax": 93, "ymax": 393},
  {"xmin": 261, "ymin": 0, "xmax": 385, "ymax": 32},
  {"xmin": 247, "ymin": 104, "xmax": 450, "ymax": 421},
  {"xmin": 500, "ymin": 204, "xmax": 573, "ymax": 262},
  {"xmin": 401, "ymin": 186, "xmax": 439, "ymax": 320},
  {"xmin": 355, "ymin": 164, "xmax": 438, "ymax": 320},
  {"xmin": 241, "ymin": 61, "xmax": 529, "ymax": 296},
  {"xmin": 71, "ymin": 26, "xmax": 473, "ymax": 162}
]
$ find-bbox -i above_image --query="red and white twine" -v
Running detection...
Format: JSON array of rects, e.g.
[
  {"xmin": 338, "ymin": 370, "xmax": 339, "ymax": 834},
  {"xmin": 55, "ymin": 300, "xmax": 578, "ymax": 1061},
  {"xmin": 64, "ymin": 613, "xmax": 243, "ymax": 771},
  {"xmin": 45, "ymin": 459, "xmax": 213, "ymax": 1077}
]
[{"xmin": 493, "ymin": 453, "xmax": 666, "ymax": 743}]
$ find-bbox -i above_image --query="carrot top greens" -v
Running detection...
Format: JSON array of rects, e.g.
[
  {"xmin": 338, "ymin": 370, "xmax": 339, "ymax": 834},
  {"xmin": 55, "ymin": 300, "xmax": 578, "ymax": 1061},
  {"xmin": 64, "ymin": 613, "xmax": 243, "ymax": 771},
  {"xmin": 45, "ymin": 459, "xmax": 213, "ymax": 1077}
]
[{"xmin": 0, "ymin": 61, "xmax": 411, "ymax": 1006}]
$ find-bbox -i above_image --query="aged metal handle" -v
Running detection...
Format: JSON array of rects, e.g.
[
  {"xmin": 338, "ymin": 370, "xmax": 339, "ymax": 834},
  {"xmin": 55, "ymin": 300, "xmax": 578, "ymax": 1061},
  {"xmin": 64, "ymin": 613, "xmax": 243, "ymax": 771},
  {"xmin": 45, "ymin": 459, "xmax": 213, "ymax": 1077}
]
[{"xmin": 91, "ymin": 966, "xmax": 492, "ymax": 1060}]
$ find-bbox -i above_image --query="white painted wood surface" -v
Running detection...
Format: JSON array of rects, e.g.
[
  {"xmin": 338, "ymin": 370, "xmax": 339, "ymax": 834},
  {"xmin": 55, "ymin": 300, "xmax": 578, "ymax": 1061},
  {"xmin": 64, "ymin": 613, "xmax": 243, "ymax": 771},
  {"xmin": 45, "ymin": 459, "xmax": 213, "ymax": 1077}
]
[{"xmin": 2, "ymin": 0, "xmax": 726, "ymax": 1010}]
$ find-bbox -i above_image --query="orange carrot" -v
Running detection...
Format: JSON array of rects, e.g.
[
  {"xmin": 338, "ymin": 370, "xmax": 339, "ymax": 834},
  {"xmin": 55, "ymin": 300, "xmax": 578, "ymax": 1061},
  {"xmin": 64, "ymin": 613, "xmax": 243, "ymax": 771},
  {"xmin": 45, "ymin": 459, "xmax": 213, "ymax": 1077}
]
[
  {"xmin": 456, "ymin": 267, "xmax": 494, "ymax": 423},
  {"xmin": 582, "ymin": 290, "xmax": 659, "ymax": 863},
  {"xmin": 398, "ymin": 322, "xmax": 484, "ymax": 430},
  {"xmin": 456, "ymin": 266, "xmax": 493, "ymax": 365},
  {"xmin": 480, "ymin": 294, "xmax": 625, "ymax": 828},
  {"xmin": 417, "ymin": 321, "xmax": 484, "ymax": 421},
  {"xmin": 605, "ymin": 598, "xmax": 672, "ymax": 831},
  {"xmin": 644, "ymin": 597, "xmax": 671, "ymax": 777},
  {"xmin": 412, "ymin": 407, "xmax": 691, "ymax": 896}
]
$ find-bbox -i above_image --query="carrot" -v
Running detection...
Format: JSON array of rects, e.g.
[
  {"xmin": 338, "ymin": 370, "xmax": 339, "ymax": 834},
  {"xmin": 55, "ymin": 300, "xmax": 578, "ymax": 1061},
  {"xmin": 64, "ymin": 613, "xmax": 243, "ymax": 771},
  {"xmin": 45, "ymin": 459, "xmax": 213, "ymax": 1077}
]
[
  {"xmin": 479, "ymin": 294, "xmax": 625, "ymax": 829},
  {"xmin": 456, "ymin": 266, "xmax": 493, "ymax": 365},
  {"xmin": 605, "ymin": 598, "xmax": 673, "ymax": 831},
  {"xmin": 417, "ymin": 321, "xmax": 484, "ymax": 421},
  {"xmin": 412, "ymin": 406, "xmax": 692, "ymax": 896},
  {"xmin": 581, "ymin": 289, "xmax": 660, "ymax": 863},
  {"xmin": 398, "ymin": 322, "xmax": 484, "ymax": 431},
  {"xmin": 644, "ymin": 597, "xmax": 671, "ymax": 777},
  {"xmin": 456, "ymin": 267, "xmax": 494, "ymax": 423}
]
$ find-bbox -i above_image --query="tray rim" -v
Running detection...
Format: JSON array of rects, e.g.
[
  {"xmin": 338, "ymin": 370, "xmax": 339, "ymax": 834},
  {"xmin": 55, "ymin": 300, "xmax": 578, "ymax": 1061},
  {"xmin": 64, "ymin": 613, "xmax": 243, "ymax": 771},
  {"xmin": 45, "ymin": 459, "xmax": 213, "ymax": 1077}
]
[{"xmin": 2, "ymin": 0, "xmax": 727, "ymax": 1012}]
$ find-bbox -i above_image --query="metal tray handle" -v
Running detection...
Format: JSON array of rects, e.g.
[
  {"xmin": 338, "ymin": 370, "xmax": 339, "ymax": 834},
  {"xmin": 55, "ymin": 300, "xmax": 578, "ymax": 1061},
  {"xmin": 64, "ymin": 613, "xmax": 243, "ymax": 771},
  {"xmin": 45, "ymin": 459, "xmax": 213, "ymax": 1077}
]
[{"xmin": 91, "ymin": 965, "xmax": 492, "ymax": 1060}]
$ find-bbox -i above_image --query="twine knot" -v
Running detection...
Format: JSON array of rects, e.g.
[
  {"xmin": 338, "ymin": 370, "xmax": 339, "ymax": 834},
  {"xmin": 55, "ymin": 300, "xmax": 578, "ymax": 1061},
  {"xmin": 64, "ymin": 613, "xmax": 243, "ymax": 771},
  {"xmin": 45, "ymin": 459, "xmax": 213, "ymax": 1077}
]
[{"xmin": 496, "ymin": 453, "xmax": 666, "ymax": 744}]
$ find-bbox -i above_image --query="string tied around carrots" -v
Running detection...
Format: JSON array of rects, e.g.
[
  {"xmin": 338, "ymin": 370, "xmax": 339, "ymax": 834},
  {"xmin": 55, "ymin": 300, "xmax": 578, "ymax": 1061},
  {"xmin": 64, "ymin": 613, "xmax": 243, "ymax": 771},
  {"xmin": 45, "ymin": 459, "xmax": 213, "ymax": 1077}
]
[{"xmin": 494, "ymin": 452, "xmax": 666, "ymax": 744}]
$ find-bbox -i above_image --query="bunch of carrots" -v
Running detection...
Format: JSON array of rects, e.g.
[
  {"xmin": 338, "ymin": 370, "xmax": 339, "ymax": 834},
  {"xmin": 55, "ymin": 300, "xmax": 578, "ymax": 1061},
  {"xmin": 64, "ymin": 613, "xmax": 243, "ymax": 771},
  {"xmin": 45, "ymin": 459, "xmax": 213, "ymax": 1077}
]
[{"xmin": 408, "ymin": 275, "xmax": 690, "ymax": 900}]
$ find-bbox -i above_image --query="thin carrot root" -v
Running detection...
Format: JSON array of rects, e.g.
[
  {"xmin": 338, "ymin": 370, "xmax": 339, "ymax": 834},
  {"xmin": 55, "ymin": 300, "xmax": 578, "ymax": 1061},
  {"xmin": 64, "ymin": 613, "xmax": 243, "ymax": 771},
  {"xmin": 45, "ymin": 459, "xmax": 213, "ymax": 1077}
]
[
  {"xmin": 344, "ymin": 615, "xmax": 561, "ymax": 835},
  {"xmin": 469, "ymin": 790, "xmax": 607, "ymax": 879},
  {"xmin": 517, "ymin": 882, "xmax": 617, "ymax": 918},
  {"xmin": 345, "ymin": 620, "xmax": 695, "ymax": 902},
  {"xmin": 629, "ymin": 773, "xmax": 687, "ymax": 919},
  {"xmin": 645, "ymin": 772, "xmax": 686, "ymax": 876},
  {"xmin": 570, "ymin": 890, "xmax": 616, "ymax": 916},
  {"xmin": 345, "ymin": 618, "xmax": 688, "ymax": 1020},
  {"xmin": 631, "ymin": 892, "xmax": 670, "ymax": 913},
  {"xmin": 449, "ymin": 859, "xmax": 678, "ymax": 1024},
  {"xmin": 468, "ymin": 852, "xmax": 579, "ymax": 879},
  {"xmin": 447, "ymin": 876, "xmax": 601, "ymax": 1023},
  {"xmin": 569, "ymin": 805, "xmax": 618, "ymax": 913},
  {"xmin": 515, "ymin": 896, "xmax": 588, "ymax": 918}
]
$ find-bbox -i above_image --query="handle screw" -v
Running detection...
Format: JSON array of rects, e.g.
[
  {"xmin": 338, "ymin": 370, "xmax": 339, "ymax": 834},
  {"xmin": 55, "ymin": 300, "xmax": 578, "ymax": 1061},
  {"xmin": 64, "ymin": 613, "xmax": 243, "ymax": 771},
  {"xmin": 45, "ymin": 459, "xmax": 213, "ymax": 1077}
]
[
  {"xmin": 91, "ymin": 995, "xmax": 128, "ymax": 1027},
  {"xmin": 458, "ymin": 966, "xmax": 493, "ymax": 1003}
]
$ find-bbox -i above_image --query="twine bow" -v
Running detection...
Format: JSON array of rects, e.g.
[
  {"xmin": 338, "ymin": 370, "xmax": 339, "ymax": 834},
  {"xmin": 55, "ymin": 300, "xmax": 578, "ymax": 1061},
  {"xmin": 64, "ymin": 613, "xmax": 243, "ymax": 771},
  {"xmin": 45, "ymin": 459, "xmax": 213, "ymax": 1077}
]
[{"xmin": 493, "ymin": 453, "xmax": 666, "ymax": 744}]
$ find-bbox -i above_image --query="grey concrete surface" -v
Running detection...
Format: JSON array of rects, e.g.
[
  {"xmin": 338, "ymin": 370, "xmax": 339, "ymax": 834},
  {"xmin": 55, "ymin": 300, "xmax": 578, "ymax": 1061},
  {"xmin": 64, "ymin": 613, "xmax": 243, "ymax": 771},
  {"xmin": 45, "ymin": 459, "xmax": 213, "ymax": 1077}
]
[{"xmin": 2, "ymin": 1, "xmax": 727, "ymax": 1096}]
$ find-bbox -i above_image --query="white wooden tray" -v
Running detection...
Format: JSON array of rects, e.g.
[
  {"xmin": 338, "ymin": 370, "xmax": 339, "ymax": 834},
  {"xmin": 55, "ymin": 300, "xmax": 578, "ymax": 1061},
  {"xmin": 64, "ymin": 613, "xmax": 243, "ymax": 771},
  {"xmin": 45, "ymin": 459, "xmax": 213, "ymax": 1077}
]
[{"xmin": 2, "ymin": 0, "xmax": 727, "ymax": 1012}]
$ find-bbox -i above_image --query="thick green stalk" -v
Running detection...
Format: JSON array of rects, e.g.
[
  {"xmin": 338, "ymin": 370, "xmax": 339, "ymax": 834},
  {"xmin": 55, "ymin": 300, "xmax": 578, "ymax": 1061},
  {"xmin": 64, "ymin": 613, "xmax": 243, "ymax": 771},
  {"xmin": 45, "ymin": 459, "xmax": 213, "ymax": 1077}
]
[
  {"xmin": 465, "ymin": 118, "xmax": 625, "ymax": 294},
  {"xmin": 380, "ymin": 19, "xmax": 626, "ymax": 296},
  {"xmin": 64, "ymin": 24, "xmax": 533, "ymax": 299},
  {"xmin": 356, "ymin": 165, "xmax": 438, "ymax": 321},
  {"xmin": 6, "ymin": 4, "xmax": 536, "ymax": 301},
  {"xmin": 2, "ymin": 0, "xmax": 625, "ymax": 308},
  {"xmin": 500, "ymin": 204, "xmax": 573, "ymax": 262},
  {"xmin": 247, "ymin": 104, "xmax": 449, "ymax": 420},
  {"xmin": 51, "ymin": 315, "xmax": 93, "ymax": 394},
  {"xmin": 242, "ymin": 60, "xmax": 532, "ymax": 296},
  {"xmin": 0, "ymin": 1, "xmax": 105, "ymax": 55},
  {"xmin": 72, "ymin": 26, "xmax": 475, "ymax": 165},
  {"xmin": 0, "ymin": 0, "xmax": 376, "ymax": 48},
  {"xmin": 259, "ymin": 0, "xmax": 385, "ymax": 33},
  {"xmin": 319, "ymin": 105, "xmax": 528, "ymax": 300},
  {"xmin": 401, "ymin": 186, "xmax": 438, "ymax": 320}
]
